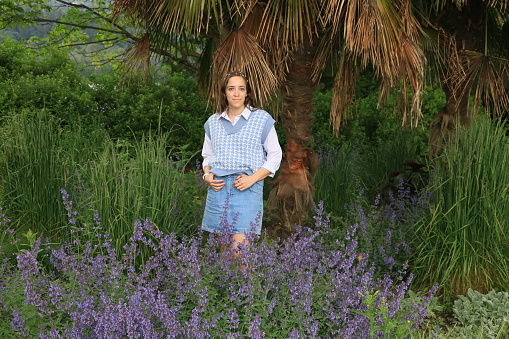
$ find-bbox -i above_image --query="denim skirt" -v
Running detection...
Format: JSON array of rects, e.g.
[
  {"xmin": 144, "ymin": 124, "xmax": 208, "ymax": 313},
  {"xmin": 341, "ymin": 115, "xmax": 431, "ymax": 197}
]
[{"xmin": 201, "ymin": 175, "xmax": 264, "ymax": 235}]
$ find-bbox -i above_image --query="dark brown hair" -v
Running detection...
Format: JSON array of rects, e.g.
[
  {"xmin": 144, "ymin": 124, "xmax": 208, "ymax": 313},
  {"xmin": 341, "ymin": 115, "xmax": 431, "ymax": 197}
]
[{"xmin": 218, "ymin": 71, "xmax": 254, "ymax": 113}]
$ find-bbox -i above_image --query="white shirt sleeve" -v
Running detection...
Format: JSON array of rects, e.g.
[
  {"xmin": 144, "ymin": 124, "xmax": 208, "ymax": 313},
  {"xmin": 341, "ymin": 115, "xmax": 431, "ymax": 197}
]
[
  {"xmin": 261, "ymin": 126, "xmax": 283, "ymax": 177},
  {"xmin": 201, "ymin": 133, "xmax": 213, "ymax": 168}
]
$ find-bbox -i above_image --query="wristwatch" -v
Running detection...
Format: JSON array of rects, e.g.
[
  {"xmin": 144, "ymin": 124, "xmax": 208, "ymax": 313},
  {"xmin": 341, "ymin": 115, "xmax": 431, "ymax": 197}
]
[{"xmin": 202, "ymin": 172, "xmax": 211, "ymax": 180}]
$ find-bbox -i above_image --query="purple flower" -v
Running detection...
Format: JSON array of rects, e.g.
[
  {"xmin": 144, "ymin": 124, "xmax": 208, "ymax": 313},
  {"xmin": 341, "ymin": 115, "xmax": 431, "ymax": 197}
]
[{"xmin": 11, "ymin": 308, "xmax": 29, "ymax": 337}]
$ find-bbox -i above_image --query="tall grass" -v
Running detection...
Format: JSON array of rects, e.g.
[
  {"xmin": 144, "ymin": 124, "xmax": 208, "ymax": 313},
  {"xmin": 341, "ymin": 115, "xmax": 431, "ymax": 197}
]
[
  {"xmin": 314, "ymin": 142, "xmax": 359, "ymax": 219},
  {"xmin": 69, "ymin": 133, "xmax": 204, "ymax": 250},
  {"xmin": 357, "ymin": 128, "xmax": 424, "ymax": 199},
  {"xmin": 0, "ymin": 111, "xmax": 204, "ymax": 250},
  {"xmin": 412, "ymin": 117, "xmax": 509, "ymax": 299},
  {"xmin": 0, "ymin": 111, "xmax": 103, "ymax": 238}
]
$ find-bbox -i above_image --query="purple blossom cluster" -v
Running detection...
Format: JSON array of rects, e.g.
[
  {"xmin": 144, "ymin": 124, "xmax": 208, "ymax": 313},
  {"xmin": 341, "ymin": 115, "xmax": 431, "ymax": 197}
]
[
  {"xmin": 0, "ymin": 206, "xmax": 13, "ymax": 234},
  {"xmin": 0, "ymin": 201, "xmax": 436, "ymax": 338},
  {"xmin": 345, "ymin": 180, "xmax": 429, "ymax": 276},
  {"xmin": 60, "ymin": 189, "xmax": 78, "ymax": 225}
]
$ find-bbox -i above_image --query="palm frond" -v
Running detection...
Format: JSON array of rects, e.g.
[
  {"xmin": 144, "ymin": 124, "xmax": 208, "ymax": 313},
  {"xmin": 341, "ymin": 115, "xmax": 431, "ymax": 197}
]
[
  {"xmin": 209, "ymin": 29, "xmax": 279, "ymax": 113},
  {"xmin": 114, "ymin": 0, "xmax": 228, "ymax": 36},
  {"xmin": 324, "ymin": 0, "xmax": 425, "ymax": 131},
  {"xmin": 330, "ymin": 49, "xmax": 359, "ymax": 136},
  {"xmin": 238, "ymin": 3, "xmax": 290, "ymax": 82},
  {"xmin": 311, "ymin": 26, "xmax": 342, "ymax": 82},
  {"xmin": 256, "ymin": 0, "xmax": 321, "ymax": 52},
  {"xmin": 461, "ymin": 51, "xmax": 509, "ymax": 116},
  {"xmin": 121, "ymin": 34, "xmax": 152, "ymax": 81}
]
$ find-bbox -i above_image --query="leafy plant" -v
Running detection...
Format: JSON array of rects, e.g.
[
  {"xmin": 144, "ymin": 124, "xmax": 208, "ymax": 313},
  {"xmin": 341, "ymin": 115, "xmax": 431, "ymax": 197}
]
[
  {"xmin": 451, "ymin": 289, "xmax": 509, "ymax": 339},
  {"xmin": 0, "ymin": 110, "xmax": 106, "ymax": 238},
  {"xmin": 0, "ymin": 203, "xmax": 437, "ymax": 338},
  {"xmin": 0, "ymin": 111, "xmax": 205, "ymax": 250}
]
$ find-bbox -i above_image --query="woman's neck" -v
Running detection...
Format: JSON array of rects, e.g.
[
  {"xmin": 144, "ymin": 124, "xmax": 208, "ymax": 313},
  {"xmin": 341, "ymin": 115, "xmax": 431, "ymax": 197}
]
[{"xmin": 227, "ymin": 106, "xmax": 245, "ymax": 119}]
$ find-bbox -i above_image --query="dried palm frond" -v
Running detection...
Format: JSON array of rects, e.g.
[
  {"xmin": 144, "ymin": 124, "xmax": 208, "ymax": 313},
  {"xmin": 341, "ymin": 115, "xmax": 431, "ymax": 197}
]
[
  {"xmin": 209, "ymin": 29, "xmax": 279, "ymax": 113},
  {"xmin": 460, "ymin": 51, "xmax": 509, "ymax": 116},
  {"xmin": 324, "ymin": 0, "xmax": 425, "ymax": 131},
  {"xmin": 113, "ymin": 0, "xmax": 228, "ymax": 36},
  {"xmin": 240, "ymin": 3, "xmax": 290, "ymax": 82},
  {"xmin": 121, "ymin": 34, "xmax": 152, "ymax": 82},
  {"xmin": 311, "ymin": 26, "xmax": 342, "ymax": 82},
  {"xmin": 330, "ymin": 49, "xmax": 359, "ymax": 136},
  {"xmin": 252, "ymin": 0, "xmax": 321, "ymax": 52}
]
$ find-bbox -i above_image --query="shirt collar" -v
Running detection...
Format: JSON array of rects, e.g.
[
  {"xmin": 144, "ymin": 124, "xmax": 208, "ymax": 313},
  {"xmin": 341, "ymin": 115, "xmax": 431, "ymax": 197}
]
[{"xmin": 219, "ymin": 106, "xmax": 252, "ymax": 121}]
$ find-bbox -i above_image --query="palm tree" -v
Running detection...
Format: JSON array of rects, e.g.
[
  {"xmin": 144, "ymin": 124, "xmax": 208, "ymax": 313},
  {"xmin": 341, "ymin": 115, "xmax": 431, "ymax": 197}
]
[
  {"xmin": 416, "ymin": 0, "xmax": 509, "ymax": 156},
  {"xmin": 112, "ymin": 0, "xmax": 425, "ymax": 238}
]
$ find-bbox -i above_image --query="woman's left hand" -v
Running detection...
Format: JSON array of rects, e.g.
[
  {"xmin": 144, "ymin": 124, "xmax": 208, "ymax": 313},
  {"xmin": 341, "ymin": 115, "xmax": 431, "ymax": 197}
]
[{"xmin": 234, "ymin": 174, "xmax": 257, "ymax": 191}]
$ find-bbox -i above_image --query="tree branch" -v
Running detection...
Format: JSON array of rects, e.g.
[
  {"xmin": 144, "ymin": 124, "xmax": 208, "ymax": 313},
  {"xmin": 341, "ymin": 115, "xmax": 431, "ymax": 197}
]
[
  {"xmin": 54, "ymin": 0, "xmax": 138, "ymax": 41},
  {"xmin": 58, "ymin": 38, "xmax": 121, "ymax": 48},
  {"xmin": 32, "ymin": 18, "xmax": 126, "ymax": 35}
]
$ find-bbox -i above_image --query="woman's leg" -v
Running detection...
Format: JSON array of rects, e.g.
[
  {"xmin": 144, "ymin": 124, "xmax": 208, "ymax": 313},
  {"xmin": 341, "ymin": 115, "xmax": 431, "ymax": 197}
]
[
  {"xmin": 231, "ymin": 233, "xmax": 249, "ymax": 270},
  {"xmin": 231, "ymin": 233, "xmax": 249, "ymax": 258}
]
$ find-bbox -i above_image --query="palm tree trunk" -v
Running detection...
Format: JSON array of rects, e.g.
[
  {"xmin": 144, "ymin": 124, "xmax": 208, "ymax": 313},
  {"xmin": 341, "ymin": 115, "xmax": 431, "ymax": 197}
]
[{"xmin": 265, "ymin": 42, "xmax": 319, "ymax": 240}]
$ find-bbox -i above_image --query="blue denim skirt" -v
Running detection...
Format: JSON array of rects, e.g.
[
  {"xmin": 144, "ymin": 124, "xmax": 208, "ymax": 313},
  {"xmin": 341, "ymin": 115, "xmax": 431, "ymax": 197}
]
[{"xmin": 201, "ymin": 175, "xmax": 263, "ymax": 235}]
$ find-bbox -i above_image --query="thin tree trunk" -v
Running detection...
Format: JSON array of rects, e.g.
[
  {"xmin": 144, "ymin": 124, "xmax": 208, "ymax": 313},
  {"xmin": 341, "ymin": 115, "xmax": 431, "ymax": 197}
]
[{"xmin": 265, "ymin": 42, "xmax": 319, "ymax": 240}]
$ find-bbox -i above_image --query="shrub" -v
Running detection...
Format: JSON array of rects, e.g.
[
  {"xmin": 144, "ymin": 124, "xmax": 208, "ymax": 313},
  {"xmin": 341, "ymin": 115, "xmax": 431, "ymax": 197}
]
[
  {"xmin": 0, "ymin": 203, "xmax": 437, "ymax": 338},
  {"xmin": 315, "ymin": 126, "xmax": 426, "ymax": 221},
  {"xmin": 88, "ymin": 70, "xmax": 211, "ymax": 153}
]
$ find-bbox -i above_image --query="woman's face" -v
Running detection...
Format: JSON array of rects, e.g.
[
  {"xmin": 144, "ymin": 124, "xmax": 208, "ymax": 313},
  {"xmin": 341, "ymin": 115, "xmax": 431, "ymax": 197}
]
[{"xmin": 225, "ymin": 76, "xmax": 247, "ymax": 110}]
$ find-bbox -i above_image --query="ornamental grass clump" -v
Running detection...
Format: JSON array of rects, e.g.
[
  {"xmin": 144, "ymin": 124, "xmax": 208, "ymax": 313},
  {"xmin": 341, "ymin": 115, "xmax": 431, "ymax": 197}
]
[
  {"xmin": 412, "ymin": 117, "xmax": 509, "ymax": 300},
  {"xmin": 0, "ymin": 202, "xmax": 436, "ymax": 338}
]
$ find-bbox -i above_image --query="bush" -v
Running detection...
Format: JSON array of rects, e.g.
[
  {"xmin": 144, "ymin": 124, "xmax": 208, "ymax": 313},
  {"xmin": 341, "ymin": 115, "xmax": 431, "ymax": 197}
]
[
  {"xmin": 0, "ymin": 38, "xmax": 95, "ymax": 127},
  {"xmin": 88, "ymin": 70, "xmax": 211, "ymax": 154},
  {"xmin": 0, "ymin": 204, "xmax": 437, "ymax": 338},
  {"xmin": 0, "ymin": 40, "xmax": 211, "ymax": 157}
]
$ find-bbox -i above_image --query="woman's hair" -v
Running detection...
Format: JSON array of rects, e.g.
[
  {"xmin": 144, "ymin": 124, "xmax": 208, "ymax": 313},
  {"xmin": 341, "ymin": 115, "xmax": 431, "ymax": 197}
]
[{"xmin": 219, "ymin": 71, "xmax": 254, "ymax": 113}]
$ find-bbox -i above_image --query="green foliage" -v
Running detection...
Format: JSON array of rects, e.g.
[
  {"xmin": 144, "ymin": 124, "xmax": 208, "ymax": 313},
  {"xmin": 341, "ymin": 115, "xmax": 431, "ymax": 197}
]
[
  {"xmin": 314, "ymin": 142, "xmax": 359, "ymax": 219},
  {"xmin": 0, "ymin": 38, "xmax": 96, "ymax": 128},
  {"xmin": 0, "ymin": 110, "xmax": 106, "ymax": 238},
  {"xmin": 315, "ymin": 126, "xmax": 426, "ymax": 220},
  {"xmin": 451, "ymin": 289, "xmax": 509, "ymax": 339},
  {"xmin": 0, "ymin": 0, "xmax": 131, "ymax": 66},
  {"xmin": 88, "ymin": 70, "xmax": 211, "ymax": 153},
  {"xmin": 0, "ymin": 112, "xmax": 205, "ymax": 251},
  {"xmin": 66, "ymin": 133, "xmax": 205, "ymax": 252},
  {"xmin": 412, "ymin": 117, "xmax": 509, "ymax": 300},
  {"xmin": 355, "ymin": 289, "xmax": 429, "ymax": 338},
  {"xmin": 0, "ymin": 40, "xmax": 210, "ymax": 156},
  {"xmin": 356, "ymin": 127, "xmax": 426, "ymax": 200}
]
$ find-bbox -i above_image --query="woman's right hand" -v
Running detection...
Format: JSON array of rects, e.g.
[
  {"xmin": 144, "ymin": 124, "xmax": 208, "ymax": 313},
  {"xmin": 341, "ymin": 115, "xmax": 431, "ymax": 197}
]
[{"xmin": 205, "ymin": 174, "xmax": 225, "ymax": 191}]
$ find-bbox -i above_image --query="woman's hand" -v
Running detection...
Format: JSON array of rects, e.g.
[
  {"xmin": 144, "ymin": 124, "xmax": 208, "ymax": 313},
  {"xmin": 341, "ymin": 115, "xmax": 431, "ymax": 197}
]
[
  {"xmin": 234, "ymin": 174, "xmax": 257, "ymax": 191},
  {"xmin": 205, "ymin": 174, "xmax": 224, "ymax": 191}
]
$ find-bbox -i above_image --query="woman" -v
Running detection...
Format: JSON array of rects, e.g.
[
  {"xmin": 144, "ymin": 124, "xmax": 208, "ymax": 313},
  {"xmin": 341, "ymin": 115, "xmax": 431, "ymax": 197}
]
[{"xmin": 201, "ymin": 71, "xmax": 282, "ymax": 258}]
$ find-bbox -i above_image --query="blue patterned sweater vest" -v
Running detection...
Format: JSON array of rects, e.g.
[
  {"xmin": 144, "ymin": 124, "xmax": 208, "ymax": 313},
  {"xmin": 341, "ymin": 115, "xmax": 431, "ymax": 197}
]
[{"xmin": 207, "ymin": 109, "xmax": 272, "ymax": 175}]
